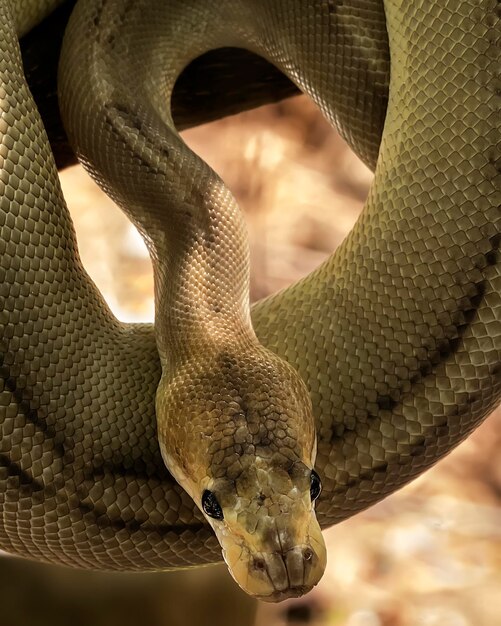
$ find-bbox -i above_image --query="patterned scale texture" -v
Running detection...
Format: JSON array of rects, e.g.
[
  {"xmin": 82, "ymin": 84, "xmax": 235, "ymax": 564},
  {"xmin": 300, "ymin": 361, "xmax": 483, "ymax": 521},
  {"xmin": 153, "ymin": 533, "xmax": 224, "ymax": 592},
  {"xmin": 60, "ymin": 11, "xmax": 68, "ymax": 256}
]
[{"xmin": 0, "ymin": 0, "xmax": 499, "ymax": 571}]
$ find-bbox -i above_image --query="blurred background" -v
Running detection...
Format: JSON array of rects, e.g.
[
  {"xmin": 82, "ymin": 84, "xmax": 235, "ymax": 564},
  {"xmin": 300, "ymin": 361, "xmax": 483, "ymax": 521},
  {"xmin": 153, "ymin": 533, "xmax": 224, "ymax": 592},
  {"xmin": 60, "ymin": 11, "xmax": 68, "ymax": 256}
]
[{"xmin": 3, "ymin": 96, "xmax": 499, "ymax": 626}]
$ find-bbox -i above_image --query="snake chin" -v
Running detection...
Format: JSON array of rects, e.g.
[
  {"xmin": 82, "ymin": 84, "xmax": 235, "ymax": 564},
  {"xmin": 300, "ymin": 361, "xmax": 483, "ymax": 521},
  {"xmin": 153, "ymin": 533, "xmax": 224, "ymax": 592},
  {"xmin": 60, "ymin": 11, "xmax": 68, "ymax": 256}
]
[{"xmin": 256, "ymin": 586, "xmax": 315, "ymax": 603}]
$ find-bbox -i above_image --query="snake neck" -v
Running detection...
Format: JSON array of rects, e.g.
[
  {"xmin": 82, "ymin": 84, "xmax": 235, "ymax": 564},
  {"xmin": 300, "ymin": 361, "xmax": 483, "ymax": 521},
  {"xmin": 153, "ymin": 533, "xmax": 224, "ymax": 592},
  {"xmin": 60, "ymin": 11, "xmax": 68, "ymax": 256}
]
[
  {"xmin": 148, "ymin": 172, "xmax": 254, "ymax": 364},
  {"xmin": 58, "ymin": 0, "xmax": 392, "ymax": 363},
  {"xmin": 59, "ymin": 0, "xmax": 262, "ymax": 364}
]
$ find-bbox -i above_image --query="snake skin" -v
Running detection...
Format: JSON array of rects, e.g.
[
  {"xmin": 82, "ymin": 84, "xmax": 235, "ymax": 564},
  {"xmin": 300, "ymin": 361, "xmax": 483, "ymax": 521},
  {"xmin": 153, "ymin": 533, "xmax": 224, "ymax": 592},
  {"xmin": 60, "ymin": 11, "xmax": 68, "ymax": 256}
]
[
  {"xmin": 0, "ymin": 0, "xmax": 499, "ymax": 575},
  {"xmin": 9, "ymin": 0, "xmax": 66, "ymax": 36}
]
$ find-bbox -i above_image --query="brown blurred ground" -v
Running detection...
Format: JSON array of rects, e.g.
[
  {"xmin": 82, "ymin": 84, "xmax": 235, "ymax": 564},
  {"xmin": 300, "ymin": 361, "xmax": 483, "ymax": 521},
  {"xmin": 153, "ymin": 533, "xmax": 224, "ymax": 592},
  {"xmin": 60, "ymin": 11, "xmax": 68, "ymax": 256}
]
[{"xmin": 5, "ymin": 96, "xmax": 497, "ymax": 626}]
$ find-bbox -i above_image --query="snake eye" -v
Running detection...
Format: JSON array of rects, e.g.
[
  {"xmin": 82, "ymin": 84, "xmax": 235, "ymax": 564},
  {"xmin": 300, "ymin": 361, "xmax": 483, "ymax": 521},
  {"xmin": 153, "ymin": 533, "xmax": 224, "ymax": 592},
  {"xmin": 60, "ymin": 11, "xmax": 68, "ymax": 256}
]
[
  {"xmin": 310, "ymin": 470, "xmax": 322, "ymax": 502},
  {"xmin": 202, "ymin": 490, "xmax": 224, "ymax": 520}
]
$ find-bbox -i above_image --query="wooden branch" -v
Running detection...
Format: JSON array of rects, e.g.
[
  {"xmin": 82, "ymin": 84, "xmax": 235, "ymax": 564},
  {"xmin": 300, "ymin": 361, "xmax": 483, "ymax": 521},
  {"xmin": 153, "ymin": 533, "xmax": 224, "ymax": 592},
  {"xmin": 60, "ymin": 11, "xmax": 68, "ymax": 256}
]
[{"xmin": 21, "ymin": 0, "xmax": 299, "ymax": 170}]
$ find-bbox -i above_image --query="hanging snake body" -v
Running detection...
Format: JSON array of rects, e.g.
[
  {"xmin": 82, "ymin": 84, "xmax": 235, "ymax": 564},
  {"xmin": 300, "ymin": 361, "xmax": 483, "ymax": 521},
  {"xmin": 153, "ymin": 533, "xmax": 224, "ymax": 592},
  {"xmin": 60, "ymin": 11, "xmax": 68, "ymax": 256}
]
[{"xmin": 0, "ymin": 0, "xmax": 500, "ymax": 602}]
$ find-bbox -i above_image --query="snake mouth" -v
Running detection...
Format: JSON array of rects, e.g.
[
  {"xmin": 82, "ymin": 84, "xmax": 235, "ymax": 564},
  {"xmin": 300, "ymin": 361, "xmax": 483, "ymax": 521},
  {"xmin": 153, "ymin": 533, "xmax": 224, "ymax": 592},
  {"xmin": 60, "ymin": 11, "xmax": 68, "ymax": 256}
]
[
  {"xmin": 256, "ymin": 585, "xmax": 314, "ymax": 603},
  {"xmin": 220, "ymin": 512, "xmax": 327, "ymax": 602}
]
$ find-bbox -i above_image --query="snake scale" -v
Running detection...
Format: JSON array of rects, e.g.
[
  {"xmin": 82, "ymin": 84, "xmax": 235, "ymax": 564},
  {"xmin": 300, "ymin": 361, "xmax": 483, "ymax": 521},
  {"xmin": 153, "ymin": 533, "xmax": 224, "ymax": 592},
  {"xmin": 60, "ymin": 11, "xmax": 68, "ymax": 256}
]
[{"xmin": 0, "ymin": 0, "xmax": 500, "ymax": 602}]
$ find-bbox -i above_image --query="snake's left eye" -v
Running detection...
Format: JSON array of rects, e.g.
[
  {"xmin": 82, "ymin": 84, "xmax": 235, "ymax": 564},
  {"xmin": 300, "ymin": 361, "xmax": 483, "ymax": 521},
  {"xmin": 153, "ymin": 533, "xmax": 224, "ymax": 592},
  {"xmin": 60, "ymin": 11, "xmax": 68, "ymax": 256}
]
[
  {"xmin": 310, "ymin": 470, "xmax": 322, "ymax": 502},
  {"xmin": 202, "ymin": 490, "xmax": 224, "ymax": 520}
]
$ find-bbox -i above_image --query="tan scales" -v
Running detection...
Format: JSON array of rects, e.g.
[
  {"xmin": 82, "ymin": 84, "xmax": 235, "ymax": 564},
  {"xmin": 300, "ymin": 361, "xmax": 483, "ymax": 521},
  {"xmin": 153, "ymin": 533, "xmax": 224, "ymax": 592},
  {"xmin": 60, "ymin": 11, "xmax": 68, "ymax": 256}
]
[{"xmin": 0, "ymin": 0, "xmax": 499, "ymax": 602}]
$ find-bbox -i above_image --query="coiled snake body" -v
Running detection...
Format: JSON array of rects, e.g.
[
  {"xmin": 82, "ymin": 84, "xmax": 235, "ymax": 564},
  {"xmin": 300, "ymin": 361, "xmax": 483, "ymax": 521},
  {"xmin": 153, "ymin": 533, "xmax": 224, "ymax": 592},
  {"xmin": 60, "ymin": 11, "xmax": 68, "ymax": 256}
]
[{"xmin": 0, "ymin": 0, "xmax": 499, "ymax": 602}]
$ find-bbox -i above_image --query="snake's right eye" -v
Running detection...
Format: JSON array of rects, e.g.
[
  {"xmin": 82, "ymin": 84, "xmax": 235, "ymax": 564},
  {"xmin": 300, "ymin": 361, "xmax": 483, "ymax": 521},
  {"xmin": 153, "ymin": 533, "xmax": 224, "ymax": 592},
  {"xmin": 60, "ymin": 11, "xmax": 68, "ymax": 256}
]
[
  {"xmin": 310, "ymin": 470, "xmax": 322, "ymax": 502},
  {"xmin": 202, "ymin": 490, "xmax": 224, "ymax": 520}
]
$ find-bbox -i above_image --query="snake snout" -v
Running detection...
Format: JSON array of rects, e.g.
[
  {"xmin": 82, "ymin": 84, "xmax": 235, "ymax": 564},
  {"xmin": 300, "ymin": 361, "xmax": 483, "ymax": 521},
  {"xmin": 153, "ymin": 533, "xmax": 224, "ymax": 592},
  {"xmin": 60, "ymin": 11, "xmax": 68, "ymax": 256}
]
[
  {"xmin": 251, "ymin": 543, "xmax": 325, "ymax": 602},
  {"xmin": 220, "ymin": 507, "xmax": 327, "ymax": 602}
]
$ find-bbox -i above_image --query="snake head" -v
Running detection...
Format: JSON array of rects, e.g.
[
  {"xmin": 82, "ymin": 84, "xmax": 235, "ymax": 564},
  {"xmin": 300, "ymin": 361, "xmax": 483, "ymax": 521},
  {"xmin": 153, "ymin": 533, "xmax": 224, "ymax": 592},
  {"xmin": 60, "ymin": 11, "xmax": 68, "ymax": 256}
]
[
  {"xmin": 201, "ymin": 457, "xmax": 326, "ymax": 602},
  {"xmin": 156, "ymin": 344, "xmax": 326, "ymax": 600}
]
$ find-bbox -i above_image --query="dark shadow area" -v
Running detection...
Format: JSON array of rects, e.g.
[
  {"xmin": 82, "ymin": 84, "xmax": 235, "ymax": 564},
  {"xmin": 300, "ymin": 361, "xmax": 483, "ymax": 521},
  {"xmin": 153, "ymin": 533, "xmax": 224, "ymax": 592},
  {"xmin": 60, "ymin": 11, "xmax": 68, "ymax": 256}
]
[{"xmin": 0, "ymin": 557, "xmax": 256, "ymax": 626}]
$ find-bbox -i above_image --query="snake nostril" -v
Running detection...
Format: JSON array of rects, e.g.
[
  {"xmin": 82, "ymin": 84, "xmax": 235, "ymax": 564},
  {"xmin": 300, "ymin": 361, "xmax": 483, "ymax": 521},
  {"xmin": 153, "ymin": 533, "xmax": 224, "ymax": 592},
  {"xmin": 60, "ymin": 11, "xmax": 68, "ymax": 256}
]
[
  {"xmin": 253, "ymin": 557, "xmax": 266, "ymax": 571},
  {"xmin": 303, "ymin": 548, "xmax": 314, "ymax": 562}
]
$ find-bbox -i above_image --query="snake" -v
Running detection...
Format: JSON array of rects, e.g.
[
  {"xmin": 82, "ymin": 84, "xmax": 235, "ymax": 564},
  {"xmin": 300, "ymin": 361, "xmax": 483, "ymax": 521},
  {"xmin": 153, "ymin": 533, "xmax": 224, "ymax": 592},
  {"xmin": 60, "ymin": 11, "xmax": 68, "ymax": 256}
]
[{"xmin": 0, "ymin": 0, "xmax": 499, "ymax": 604}]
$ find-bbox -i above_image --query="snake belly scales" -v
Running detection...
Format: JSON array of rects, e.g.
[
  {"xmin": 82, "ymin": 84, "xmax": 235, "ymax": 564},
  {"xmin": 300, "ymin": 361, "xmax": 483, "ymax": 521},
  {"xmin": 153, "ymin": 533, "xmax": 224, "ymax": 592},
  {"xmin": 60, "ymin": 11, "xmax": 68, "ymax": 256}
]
[{"xmin": 0, "ymin": 0, "xmax": 499, "ymax": 602}]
